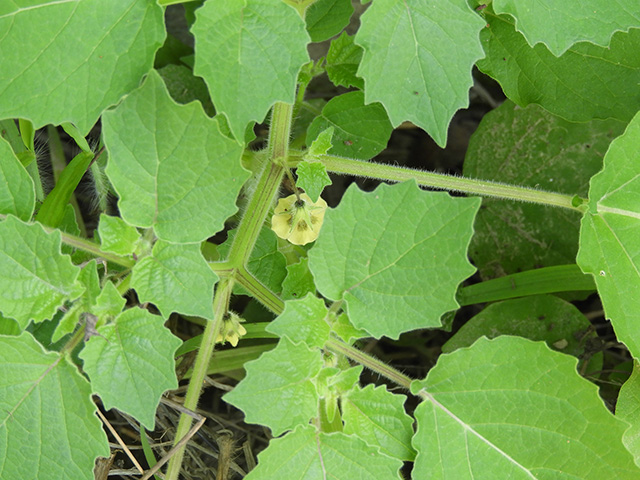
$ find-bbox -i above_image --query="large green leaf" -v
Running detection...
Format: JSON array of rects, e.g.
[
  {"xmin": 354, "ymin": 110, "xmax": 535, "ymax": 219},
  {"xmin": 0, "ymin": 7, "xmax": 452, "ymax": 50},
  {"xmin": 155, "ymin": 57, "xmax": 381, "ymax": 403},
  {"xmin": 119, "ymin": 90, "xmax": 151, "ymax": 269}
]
[
  {"xmin": 464, "ymin": 100, "xmax": 624, "ymax": 279},
  {"xmin": 355, "ymin": 0, "xmax": 485, "ymax": 147},
  {"xmin": 0, "ymin": 0, "xmax": 164, "ymax": 134},
  {"xmin": 305, "ymin": 0, "xmax": 353, "ymax": 42},
  {"xmin": 0, "ymin": 333, "xmax": 109, "ymax": 480},
  {"xmin": 478, "ymin": 11, "xmax": 640, "ymax": 123},
  {"xmin": 0, "ymin": 216, "xmax": 82, "ymax": 328},
  {"xmin": 79, "ymin": 308, "xmax": 181, "ymax": 430},
  {"xmin": 192, "ymin": 0, "xmax": 310, "ymax": 140},
  {"xmin": 492, "ymin": 0, "xmax": 640, "ymax": 56},
  {"xmin": 577, "ymin": 110, "xmax": 640, "ymax": 360},
  {"xmin": 224, "ymin": 337, "xmax": 323, "ymax": 436},
  {"xmin": 245, "ymin": 425, "xmax": 402, "ymax": 479},
  {"xmin": 308, "ymin": 181, "xmax": 479, "ymax": 339},
  {"xmin": 443, "ymin": 295, "xmax": 598, "ymax": 364},
  {"xmin": 325, "ymin": 32, "xmax": 364, "ymax": 90},
  {"xmin": 0, "ymin": 137, "xmax": 34, "ymax": 221},
  {"xmin": 342, "ymin": 384, "xmax": 415, "ymax": 461},
  {"xmin": 131, "ymin": 240, "xmax": 218, "ymax": 320},
  {"xmin": 411, "ymin": 336, "xmax": 640, "ymax": 478},
  {"xmin": 617, "ymin": 362, "xmax": 640, "ymax": 466},
  {"xmin": 103, "ymin": 70, "xmax": 248, "ymax": 244},
  {"xmin": 306, "ymin": 91, "xmax": 393, "ymax": 160}
]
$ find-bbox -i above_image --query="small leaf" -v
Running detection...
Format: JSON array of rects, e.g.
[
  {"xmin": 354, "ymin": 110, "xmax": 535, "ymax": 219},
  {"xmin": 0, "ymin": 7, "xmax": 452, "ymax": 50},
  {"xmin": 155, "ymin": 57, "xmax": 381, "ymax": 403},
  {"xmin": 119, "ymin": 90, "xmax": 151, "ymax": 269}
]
[
  {"xmin": 411, "ymin": 336, "xmax": 640, "ymax": 478},
  {"xmin": 307, "ymin": 91, "xmax": 392, "ymax": 160},
  {"xmin": 478, "ymin": 12, "xmax": 640, "ymax": 123},
  {"xmin": 577, "ymin": 110, "xmax": 640, "ymax": 360},
  {"xmin": 131, "ymin": 240, "xmax": 218, "ymax": 320},
  {"xmin": 192, "ymin": 0, "xmax": 310, "ymax": 139},
  {"xmin": 492, "ymin": 0, "xmax": 640, "ymax": 56},
  {"xmin": 305, "ymin": 0, "xmax": 354, "ymax": 42},
  {"xmin": 281, "ymin": 257, "xmax": 316, "ymax": 301},
  {"xmin": 325, "ymin": 32, "xmax": 364, "ymax": 89},
  {"xmin": 296, "ymin": 161, "xmax": 332, "ymax": 203},
  {"xmin": 267, "ymin": 294, "xmax": 330, "ymax": 348},
  {"xmin": 97, "ymin": 214, "xmax": 141, "ymax": 256},
  {"xmin": 342, "ymin": 384, "xmax": 415, "ymax": 461},
  {"xmin": 0, "ymin": 216, "xmax": 83, "ymax": 328},
  {"xmin": 0, "ymin": 136, "xmax": 35, "ymax": 220},
  {"xmin": 308, "ymin": 127, "xmax": 335, "ymax": 157},
  {"xmin": 0, "ymin": 0, "xmax": 165, "ymax": 134},
  {"xmin": 79, "ymin": 308, "xmax": 181, "ymax": 429},
  {"xmin": 103, "ymin": 70, "xmax": 248, "ymax": 244},
  {"xmin": 224, "ymin": 337, "xmax": 323, "ymax": 436},
  {"xmin": 308, "ymin": 181, "xmax": 480, "ymax": 339},
  {"xmin": 355, "ymin": 0, "xmax": 485, "ymax": 146},
  {"xmin": 0, "ymin": 333, "xmax": 110, "ymax": 480},
  {"xmin": 246, "ymin": 425, "xmax": 402, "ymax": 479}
]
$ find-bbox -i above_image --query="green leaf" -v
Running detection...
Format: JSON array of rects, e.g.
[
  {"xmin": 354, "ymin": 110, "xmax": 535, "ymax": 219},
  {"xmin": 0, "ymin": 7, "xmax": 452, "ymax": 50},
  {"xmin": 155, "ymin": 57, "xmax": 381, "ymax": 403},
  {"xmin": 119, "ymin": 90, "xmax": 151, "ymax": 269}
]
[
  {"xmin": 192, "ymin": 0, "xmax": 310, "ymax": 140},
  {"xmin": 224, "ymin": 337, "xmax": 323, "ymax": 436},
  {"xmin": 411, "ymin": 336, "xmax": 640, "ymax": 478},
  {"xmin": 355, "ymin": 0, "xmax": 485, "ymax": 147},
  {"xmin": 267, "ymin": 294, "xmax": 330, "ymax": 348},
  {"xmin": 342, "ymin": 384, "xmax": 415, "ymax": 461},
  {"xmin": 617, "ymin": 362, "xmax": 640, "ymax": 466},
  {"xmin": 35, "ymin": 151, "xmax": 93, "ymax": 228},
  {"xmin": 97, "ymin": 214, "xmax": 141, "ymax": 256},
  {"xmin": 79, "ymin": 308, "xmax": 181, "ymax": 430},
  {"xmin": 281, "ymin": 257, "xmax": 317, "ymax": 301},
  {"xmin": 443, "ymin": 295, "xmax": 597, "ymax": 362},
  {"xmin": 464, "ymin": 100, "xmax": 624, "ymax": 279},
  {"xmin": 0, "ymin": 216, "xmax": 82, "ymax": 328},
  {"xmin": 305, "ymin": 0, "xmax": 353, "ymax": 42},
  {"xmin": 61, "ymin": 123, "xmax": 92, "ymax": 153},
  {"xmin": 103, "ymin": 70, "xmax": 248, "ymax": 244},
  {"xmin": 332, "ymin": 312, "xmax": 368, "ymax": 343},
  {"xmin": 325, "ymin": 32, "xmax": 364, "ymax": 89},
  {"xmin": 0, "ymin": 136, "xmax": 35, "ymax": 220},
  {"xmin": 0, "ymin": 0, "xmax": 165, "ymax": 134},
  {"xmin": 307, "ymin": 91, "xmax": 393, "ymax": 160},
  {"xmin": 478, "ymin": 12, "xmax": 640, "ymax": 123},
  {"xmin": 308, "ymin": 126, "xmax": 335, "ymax": 157},
  {"xmin": 577, "ymin": 110, "xmax": 640, "ymax": 360},
  {"xmin": 157, "ymin": 63, "xmax": 215, "ymax": 117},
  {"xmin": 131, "ymin": 240, "xmax": 218, "ymax": 320},
  {"xmin": 93, "ymin": 281, "xmax": 126, "ymax": 321},
  {"xmin": 296, "ymin": 161, "xmax": 332, "ymax": 203},
  {"xmin": 0, "ymin": 333, "xmax": 109, "ymax": 480},
  {"xmin": 245, "ymin": 425, "xmax": 402, "ymax": 479},
  {"xmin": 492, "ymin": 0, "xmax": 640, "ymax": 56},
  {"xmin": 308, "ymin": 181, "xmax": 479, "ymax": 339}
]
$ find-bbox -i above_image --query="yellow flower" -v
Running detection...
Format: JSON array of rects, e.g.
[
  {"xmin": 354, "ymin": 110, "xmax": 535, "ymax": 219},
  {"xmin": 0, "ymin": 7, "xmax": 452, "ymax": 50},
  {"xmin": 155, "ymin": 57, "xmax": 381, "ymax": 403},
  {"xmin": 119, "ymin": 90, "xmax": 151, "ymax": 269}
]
[
  {"xmin": 271, "ymin": 193, "xmax": 328, "ymax": 245},
  {"xmin": 215, "ymin": 312, "xmax": 247, "ymax": 347}
]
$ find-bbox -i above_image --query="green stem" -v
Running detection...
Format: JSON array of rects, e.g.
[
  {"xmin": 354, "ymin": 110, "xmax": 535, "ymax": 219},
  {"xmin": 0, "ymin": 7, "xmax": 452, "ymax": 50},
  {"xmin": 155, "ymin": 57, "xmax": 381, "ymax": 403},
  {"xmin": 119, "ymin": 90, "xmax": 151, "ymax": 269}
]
[
  {"xmin": 226, "ymin": 102, "xmax": 292, "ymax": 266},
  {"xmin": 54, "ymin": 228, "xmax": 135, "ymax": 268},
  {"xmin": 302, "ymin": 154, "xmax": 584, "ymax": 212},
  {"xmin": 325, "ymin": 337, "xmax": 413, "ymax": 390},
  {"xmin": 164, "ymin": 277, "xmax": 234, "ymax": 480},
  {"xmin": 236, "ymin": 267, "xmax": 285, "ymax": 315}
]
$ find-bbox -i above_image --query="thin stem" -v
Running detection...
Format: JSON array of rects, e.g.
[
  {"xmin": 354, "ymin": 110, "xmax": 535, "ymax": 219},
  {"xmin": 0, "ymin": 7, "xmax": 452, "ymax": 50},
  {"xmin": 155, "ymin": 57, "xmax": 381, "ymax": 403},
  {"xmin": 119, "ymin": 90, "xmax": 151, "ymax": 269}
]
[
  {"xmin": 301, "ymin": 154, "xmax": 584, "ymax": 212},
  {"xmin": 56, "ymin": 228, "xmax": 135, "ymax": 268},
  {"xmin": 324, "ymin": 337, "xmax": 413, "ymax": 390},
  {"xmin": 164, "ymin": 278, "xmax": 234, "ymax": 480}
]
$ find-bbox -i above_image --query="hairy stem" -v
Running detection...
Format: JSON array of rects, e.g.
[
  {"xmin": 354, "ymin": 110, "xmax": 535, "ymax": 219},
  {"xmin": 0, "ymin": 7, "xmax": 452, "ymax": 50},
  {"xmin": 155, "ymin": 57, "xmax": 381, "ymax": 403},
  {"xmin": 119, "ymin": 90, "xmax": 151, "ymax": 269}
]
[
  {"xmin": 296, "ymin": 153, "xmax": 585, "ymax": 212},
  {"xmin": 164, "ymin": 277, "xmax": 233, "ymax": 480}
]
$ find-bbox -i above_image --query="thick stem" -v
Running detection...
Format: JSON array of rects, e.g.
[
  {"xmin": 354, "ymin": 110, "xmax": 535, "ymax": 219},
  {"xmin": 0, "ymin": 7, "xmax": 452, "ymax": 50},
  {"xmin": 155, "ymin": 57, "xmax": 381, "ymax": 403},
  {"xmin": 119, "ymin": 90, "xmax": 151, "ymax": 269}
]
[
  {"xmin": 164, "ymin": 277, "xmax": 233, "ymax": 480},
  {"xmin": 236, "ymin": 267, "xmax": 285, "ymax": 315},
  {"xmin": 302, "ymin": 154, "xmax": 584, "ymax": 212},
  {"xmin": 226, "ymin": 103, "xmax": 292, "ymax": 266}
]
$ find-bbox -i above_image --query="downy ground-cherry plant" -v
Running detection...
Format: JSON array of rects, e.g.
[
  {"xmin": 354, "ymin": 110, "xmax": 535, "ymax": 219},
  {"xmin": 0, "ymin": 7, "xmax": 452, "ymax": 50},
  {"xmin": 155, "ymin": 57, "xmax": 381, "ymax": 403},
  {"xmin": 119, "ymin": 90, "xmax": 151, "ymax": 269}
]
[{"xmin": 1, "ymin": 0, "xmax": 640, "ymax": 479}]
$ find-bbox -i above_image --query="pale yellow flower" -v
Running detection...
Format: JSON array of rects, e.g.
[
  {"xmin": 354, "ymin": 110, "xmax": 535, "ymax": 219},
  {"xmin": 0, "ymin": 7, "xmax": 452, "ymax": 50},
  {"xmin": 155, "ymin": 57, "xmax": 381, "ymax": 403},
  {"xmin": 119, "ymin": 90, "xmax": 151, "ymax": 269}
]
[
  {"xmin": 271, "ymin": 193, "xmax": 328, "ymax": 245},
  {"xmin": 216, "ymin": 312, "xmax": 247, "ymax": 347}
]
